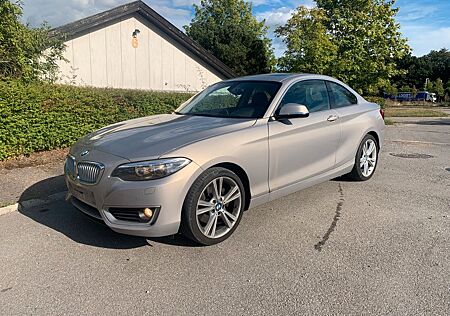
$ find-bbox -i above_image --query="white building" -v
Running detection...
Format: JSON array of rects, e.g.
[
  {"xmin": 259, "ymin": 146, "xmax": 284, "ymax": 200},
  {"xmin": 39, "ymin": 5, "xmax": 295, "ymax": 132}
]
[{"xmin": 50, "ymin": 0, "xmax": 235, "ymax": 92}]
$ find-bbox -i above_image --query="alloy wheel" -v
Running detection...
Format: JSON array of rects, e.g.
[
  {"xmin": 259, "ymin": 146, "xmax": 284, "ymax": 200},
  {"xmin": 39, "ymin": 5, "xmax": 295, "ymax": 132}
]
[
  {"xmin": 360, "ymin": 139, "xmax": 377, "ymax": 177},
  {"xmin": 196, "ymin": 176, "xmax": 242, "ymax": 239}
]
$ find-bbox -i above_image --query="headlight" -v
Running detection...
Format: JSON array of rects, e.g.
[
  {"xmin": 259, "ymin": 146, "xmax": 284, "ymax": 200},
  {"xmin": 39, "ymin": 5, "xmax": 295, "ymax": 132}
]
[{"xmin": 111, "ymin": 158, "xmax": 191, "ymax": 181}]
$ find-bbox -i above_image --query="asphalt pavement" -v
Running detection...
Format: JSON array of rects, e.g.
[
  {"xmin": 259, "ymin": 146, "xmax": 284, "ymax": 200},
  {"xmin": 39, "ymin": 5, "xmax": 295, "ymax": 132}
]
[{"xmin": 0, "ymin": 118, "xmax": 449, "ymax": 315}]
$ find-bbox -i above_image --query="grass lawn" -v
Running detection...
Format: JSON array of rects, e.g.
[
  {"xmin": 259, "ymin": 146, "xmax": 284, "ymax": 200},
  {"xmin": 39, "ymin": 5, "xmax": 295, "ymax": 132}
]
[
  {"xmin": 384, "ymin": 118, "xmax": 394, "ymax": 125},
  {"xmin": 384, "ymin": 108, "xmax": 449, "ymax": 117}
]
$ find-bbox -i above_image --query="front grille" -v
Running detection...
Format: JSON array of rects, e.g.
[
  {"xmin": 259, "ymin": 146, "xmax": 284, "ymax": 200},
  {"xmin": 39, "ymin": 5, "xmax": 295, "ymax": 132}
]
[
  {"xmin": 77, "ymin": 162, "xmax": 104, "ymax": 184},
  {"xmin": 65, "ymin": 155, "xmax": 104, "ymax": 185}
]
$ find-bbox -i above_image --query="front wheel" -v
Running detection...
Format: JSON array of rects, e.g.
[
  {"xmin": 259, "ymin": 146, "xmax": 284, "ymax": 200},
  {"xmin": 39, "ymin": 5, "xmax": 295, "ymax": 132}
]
[
  {"xmin": 181, "ymin": 167, "xmax": 245, "ymax": 245},
  {"xmin": 346, "ymin": 134, "xmax": 379, "ymax": 181}
]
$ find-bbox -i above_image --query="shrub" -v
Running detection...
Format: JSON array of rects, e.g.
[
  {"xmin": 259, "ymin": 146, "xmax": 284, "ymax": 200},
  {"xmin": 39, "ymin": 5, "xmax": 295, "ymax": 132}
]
[
  {"xmin": 0, "ymin": 80, "xmax": 193, "ymax": 160},
  {"xmin": 364, "ymin": 96, "xmax": 386, "ymax": 109}
]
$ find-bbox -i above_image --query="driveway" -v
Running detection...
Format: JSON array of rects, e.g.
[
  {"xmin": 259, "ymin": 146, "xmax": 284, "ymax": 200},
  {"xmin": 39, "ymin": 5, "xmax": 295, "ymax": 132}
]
[{"xmin": 0, "ymin": 118, "xmax": 449, "ymax": 315}]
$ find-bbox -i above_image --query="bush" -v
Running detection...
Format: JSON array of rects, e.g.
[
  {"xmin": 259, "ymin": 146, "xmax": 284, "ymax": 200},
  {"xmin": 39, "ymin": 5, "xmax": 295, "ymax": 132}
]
[
  {"xmin": 364, "ymin": 96, "xmax": 386, "ymax": 108},
  {"xmin": 0, "ymin": 80, "xmax": 193, "ymax": 160}
]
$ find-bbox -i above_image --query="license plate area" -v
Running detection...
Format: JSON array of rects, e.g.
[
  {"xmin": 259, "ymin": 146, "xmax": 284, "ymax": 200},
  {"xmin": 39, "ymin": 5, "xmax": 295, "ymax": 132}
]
[{"xmin": 69, "ymin": 182, "xmax": 95, "ymax": 206}]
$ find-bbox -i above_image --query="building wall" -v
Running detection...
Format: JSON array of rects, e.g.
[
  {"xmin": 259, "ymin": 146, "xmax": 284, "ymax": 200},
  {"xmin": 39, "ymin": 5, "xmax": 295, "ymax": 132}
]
[{"xmin": 56, "ymin": 16, "xmax": 223, "ymax": 91}]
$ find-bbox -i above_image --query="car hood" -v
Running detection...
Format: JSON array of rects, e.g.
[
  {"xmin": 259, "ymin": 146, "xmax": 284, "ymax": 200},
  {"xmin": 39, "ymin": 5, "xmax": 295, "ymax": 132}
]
[{"xmin": 71, "ymin": 114, "xmax": 256, "ymax": 161}]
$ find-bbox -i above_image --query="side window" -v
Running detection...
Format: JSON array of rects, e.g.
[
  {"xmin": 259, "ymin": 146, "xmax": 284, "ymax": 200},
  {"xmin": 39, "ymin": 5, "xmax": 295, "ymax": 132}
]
[
  {"xmin": 327, "ymin": 81, "xmax": 358, "ymax": 108},
  {"xmin": 279, "ymin": 80, "xmax": 330, "ymax": 113}
]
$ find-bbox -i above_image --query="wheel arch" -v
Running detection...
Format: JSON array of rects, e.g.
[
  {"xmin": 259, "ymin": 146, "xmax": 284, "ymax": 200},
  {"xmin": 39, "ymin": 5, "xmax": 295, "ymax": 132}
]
[
  {"xmin": 209, "ymin": 162, "xmax": 251, "ymax": 211},
  {"xmin": 366, "ymin": 130, "xmax": 380, "ymax": 148}
]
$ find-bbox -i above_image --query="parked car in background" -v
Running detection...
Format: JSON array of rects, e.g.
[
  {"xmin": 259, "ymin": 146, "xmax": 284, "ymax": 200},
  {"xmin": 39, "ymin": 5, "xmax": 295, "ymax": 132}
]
[
  {"xmin": 387, "ymin": 91, "xmax": 437, "ymax": 103},
  {"xmin": 396, "ymin": 92, "xmax": 414, "ymax": 102},
  {"xmin": 415, "ymin": 91, "xmax": 437, "ymax": 103},
  {"xmin": 65, "ymin": 73, "xmax": 385, "ymax": 245}
]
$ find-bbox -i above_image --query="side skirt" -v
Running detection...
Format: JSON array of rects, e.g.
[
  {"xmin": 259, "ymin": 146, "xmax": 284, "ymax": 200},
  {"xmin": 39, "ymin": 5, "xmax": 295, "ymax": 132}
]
[{"xmin": 248, "ymin": 160, "xmax": 354, "ymax": 210}]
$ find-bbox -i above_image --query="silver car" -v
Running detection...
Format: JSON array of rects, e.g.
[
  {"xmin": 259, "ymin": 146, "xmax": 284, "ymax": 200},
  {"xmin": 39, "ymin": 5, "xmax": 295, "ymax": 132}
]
[{"xmin": 65, "ymin": 73, "xmax": 385, "ymax": 245}]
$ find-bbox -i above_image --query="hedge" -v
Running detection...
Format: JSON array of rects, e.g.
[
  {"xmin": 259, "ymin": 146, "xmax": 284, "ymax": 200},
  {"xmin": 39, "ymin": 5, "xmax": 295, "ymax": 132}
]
[
  {"xmin": 365, "ymin": 96, "xmax": 386, "ymax": 109},
  {"xmin": 0, "ymin": 80, "xmax": 193, "ymax": 160}
]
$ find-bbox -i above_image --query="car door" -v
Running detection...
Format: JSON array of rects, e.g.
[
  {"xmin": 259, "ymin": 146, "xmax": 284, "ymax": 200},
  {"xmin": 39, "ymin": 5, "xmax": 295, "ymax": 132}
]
[
  {"xmin": 325, "ymin": 80, "xmax": 367, "ymax": 167},
  {"xmin": 268, "ymin": 79, "xmax": 341, "ymax": 192}
]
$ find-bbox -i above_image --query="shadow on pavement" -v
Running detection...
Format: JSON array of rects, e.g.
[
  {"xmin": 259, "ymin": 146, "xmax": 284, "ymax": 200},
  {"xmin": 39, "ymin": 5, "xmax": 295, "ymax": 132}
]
[
  {"xmin": 148, "ymin": 235, "xmax": 201, "ymax": 247},
  {"xmin": 19, "ymin": 175, "xmax": 66, "ymax": 201},
  {"xmin": 331, "ymin": 176, "xmax": 353, "ymax": 182},
  {"xmin": 18, "ymin": 176, "xmax": 150, "ymax": 249}
]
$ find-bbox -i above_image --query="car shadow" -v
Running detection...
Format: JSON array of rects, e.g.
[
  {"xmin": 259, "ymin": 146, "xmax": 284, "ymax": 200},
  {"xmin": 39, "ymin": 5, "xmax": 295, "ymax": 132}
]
[
  {"xmin": 18, "ymin": 176, "xmax": 199, "ymax": 249},
  {"xmin": 330, "ymin": 176, "xmax": 353, "ymax": 182},
  {"xmin": 19, "ymin": 175, "xmax": 66, "ymax": 201}
]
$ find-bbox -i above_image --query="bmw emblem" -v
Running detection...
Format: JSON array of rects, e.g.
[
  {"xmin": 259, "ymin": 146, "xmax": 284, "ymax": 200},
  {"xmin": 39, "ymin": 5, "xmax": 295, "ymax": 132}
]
[{"xmin": 80, "ymin": 150, "xmax": 89, "ymax": 157}]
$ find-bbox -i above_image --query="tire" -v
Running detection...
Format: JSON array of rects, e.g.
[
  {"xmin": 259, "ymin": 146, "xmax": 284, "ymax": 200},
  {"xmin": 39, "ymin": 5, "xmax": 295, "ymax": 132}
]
[
  {"xmin": 346, "ymin": 134, "xmax": 379, "ymax": 181},
  {"xmin": 181, "ymin": 167, "xmax": 245, "ymax": 245}
]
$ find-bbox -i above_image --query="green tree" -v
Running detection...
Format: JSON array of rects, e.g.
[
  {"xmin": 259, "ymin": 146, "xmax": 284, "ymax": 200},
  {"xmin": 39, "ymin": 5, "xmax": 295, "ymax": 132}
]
[
  {"xmin": 394, "ymin": 49, "xmax": 450, "ymax": 89},
  {"xmin": 434, "ymin": 78, "xmax": 445, "ymax": 101},
  {"xmin": 185, "ymin": 0, "xmax": 274, "ymax": 76},
  {"xmin": 385, "ymin": 82, "xmax": 398, "ymax": 97},
  {"xmin": 446, "ymin": 80, "xmax": 450, "ymax": 94},
  {"xmin": 411, "ymin": 85, "xmax": 418, "ymax": 97},
  {"xmin": 276, "ymin": 0, "xmax": 409, "ymax": 94},
  {"xmin": 425, "ymin": 79, "xmax": 434, "ymax": 92},
  {"xmin": 399, "ymin": 85, "xmax": 411, "ymax": 92},
  {"xmin": 0, "ymin": 0, "xmax": 65, "ymax": 81},
  {"xmin": 276, "ymin": 7, "xmax": 337, "ymax": 75}
]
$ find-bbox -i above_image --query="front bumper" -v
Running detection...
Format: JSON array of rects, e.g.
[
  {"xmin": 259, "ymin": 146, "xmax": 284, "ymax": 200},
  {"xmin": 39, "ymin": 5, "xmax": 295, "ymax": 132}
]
[{"xmin": 65, "ymin": 149, "xmax": 202, "ymax": 237}]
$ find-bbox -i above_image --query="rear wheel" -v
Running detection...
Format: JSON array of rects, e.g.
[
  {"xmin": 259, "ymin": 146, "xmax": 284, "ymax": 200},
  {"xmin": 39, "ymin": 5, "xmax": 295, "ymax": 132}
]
[
  {"xmin": 346, "ymin": 134, "xmax": 379, "ymax": 181},
  {"xmin": 181, "ymin": 167, "xmax": 245, "ymax": 245}
]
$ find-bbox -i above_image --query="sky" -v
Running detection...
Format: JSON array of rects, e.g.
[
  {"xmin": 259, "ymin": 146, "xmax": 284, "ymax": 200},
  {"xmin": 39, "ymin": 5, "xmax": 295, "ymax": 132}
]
[{"xmin": 21, "ymin": 0, "xmax": 450, "ymax": 57}]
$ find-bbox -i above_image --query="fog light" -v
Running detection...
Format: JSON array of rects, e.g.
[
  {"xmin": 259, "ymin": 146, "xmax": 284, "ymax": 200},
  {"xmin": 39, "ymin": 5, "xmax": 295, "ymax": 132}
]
[
  {"xmin": 136, "ymin": 207, "xmax": 159, "ymax": 223},
  {"xmin": 143, "ymin": 207, "xmax": 153, "ymax": 218}
]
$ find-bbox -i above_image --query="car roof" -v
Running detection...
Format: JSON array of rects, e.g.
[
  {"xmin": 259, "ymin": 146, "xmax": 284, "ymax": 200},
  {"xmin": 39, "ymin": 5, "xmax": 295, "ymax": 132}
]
[
  {"xmin": 224, "ymin": 73, "xmax": 338, "ymax": 83},
  {"xmin": 221, "ymin": 73, "xmax": 365, "ymax": 102}
]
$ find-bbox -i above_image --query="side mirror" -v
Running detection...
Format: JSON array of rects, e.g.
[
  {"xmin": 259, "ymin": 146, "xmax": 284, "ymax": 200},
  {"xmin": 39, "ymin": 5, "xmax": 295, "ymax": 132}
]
[{"xmin": 276, "ymin": 103, "xmax": 310, "ymax": 119}]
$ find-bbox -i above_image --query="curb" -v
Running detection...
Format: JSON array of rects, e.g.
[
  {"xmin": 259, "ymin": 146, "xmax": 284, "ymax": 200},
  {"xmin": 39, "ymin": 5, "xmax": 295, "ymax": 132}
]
[
  {"xmin": 0, "ymin": 191, "xmax": 67, "ymax": 217},
  {"xmin": 0, "ymin": 203, "xmax": 19, "ymax": 216}
]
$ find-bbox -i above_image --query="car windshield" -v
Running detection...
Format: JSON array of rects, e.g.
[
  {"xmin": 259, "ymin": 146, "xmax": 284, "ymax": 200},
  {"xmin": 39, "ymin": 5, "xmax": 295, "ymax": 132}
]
[{"xmin": 176, "ymin": 80, "xmax": 282, "ymax": 118}]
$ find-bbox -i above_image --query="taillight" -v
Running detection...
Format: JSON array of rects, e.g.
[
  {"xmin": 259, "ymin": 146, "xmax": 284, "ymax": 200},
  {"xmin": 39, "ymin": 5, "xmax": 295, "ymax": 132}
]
[{"xmin": 379, "ymin": 109, "xmax": 385, "ymax": 119}]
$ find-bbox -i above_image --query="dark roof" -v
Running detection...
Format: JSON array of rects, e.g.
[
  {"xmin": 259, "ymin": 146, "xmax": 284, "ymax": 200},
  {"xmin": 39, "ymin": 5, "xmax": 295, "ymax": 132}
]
[{"xmin": 49, "ymin": 0, "xmax": 235, "ymax": 79}]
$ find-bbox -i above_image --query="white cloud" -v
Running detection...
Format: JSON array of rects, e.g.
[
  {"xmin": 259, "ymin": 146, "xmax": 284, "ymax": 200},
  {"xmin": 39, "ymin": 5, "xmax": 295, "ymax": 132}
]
[
  {"xmin": 256, "ymin": 6, "xmax": 299, "ymax": 58},
  {"xmin": 22, "ymin": 0, "xmax": 130, "ymax": 26},
  {"xmin": 152, "ymin": 5, "xmax": 193, "ymax": 30},
  {"xmin": 395, "ymin": 0, "xmax": 450, "ymax": 56},
  {"xmin": 257, "ymin": 7, "xmax": 294, "ymax": 28},
  {"xmin": 396, "ymin": 4, "xmax": 437, "ymax": 22},
  {"xmin": 21, "ymin": 0, "xmax": 194, "ymax": 29},
  {"xmin": 402, "ymin": 25, "xmax": 450, "ymax": 56},
  {"xmin": 171, "ymin": 0, "xmax": 200, "ymax": 7},
  {"xmin": 249, "ymin": 0, "xmax": 272, "ymax": 6}
]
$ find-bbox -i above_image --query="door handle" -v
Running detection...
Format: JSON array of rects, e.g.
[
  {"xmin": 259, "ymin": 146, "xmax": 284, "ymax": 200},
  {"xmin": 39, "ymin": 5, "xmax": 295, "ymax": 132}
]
[{"xmin": 327, "ymin": 115, "xmax": 339, "ymax": 122}]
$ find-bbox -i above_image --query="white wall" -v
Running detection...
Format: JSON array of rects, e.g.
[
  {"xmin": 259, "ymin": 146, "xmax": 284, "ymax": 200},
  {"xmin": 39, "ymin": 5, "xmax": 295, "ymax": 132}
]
[{"xmin": 56, "ymin": 16, "xmax": 223, "ymax": 91}]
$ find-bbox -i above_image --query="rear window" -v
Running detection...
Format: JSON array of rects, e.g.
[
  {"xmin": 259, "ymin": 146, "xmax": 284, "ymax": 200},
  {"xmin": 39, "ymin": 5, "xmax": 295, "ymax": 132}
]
[{"xmin": 327, "ymin": 81, "xmax": 358, "ymax": 108}]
